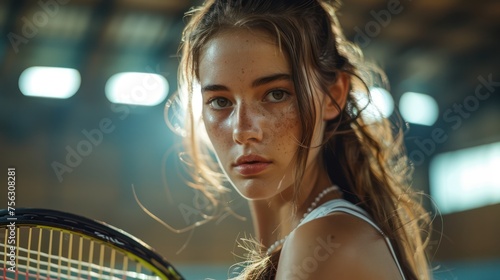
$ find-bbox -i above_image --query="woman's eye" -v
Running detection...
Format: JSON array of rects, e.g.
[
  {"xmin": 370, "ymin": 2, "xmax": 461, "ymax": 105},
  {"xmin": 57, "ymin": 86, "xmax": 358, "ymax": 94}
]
[
  {"xmin": 265, "ymin": 90, "xmax": 288, "ymax": 102},
  {"xmin": 208, "ymin": 97, "xmax": 232, "ymax": 109}
]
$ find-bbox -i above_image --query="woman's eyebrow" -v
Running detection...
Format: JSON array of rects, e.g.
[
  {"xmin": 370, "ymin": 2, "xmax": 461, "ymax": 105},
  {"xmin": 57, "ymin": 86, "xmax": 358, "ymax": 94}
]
[
  {"xmin": 201, "ymin": 73, "xmax": 291, "ymax": 93},
  {"xmin": 251, "ymin": 73, "xmax": 291, "ymax": 88},
  {"xmin": 201, "ymin": 84, "xmax": 228, "ymax": 93}
]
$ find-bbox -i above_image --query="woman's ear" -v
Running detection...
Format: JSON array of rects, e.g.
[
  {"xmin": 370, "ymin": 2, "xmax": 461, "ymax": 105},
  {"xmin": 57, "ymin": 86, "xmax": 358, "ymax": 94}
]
[{"xmin": 323, "ymin": 72, "xmax": 350, "ymax": 121}]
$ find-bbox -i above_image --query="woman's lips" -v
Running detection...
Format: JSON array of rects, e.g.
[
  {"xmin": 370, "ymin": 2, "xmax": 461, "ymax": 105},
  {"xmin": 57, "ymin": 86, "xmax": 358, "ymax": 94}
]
[
  {"xmin": 233, "ymin": 154, "xmax": 272, "ymax": 176},
  {"xmin": 234, "ymin": 162, "xmax": 271, "ymax": 176}
]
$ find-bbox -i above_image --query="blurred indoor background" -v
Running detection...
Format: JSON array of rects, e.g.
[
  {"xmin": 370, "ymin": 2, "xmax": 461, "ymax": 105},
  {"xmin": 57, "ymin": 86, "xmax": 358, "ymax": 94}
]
[{"xmin": 0, "ymin": 0, "xmax": 499, "ymax": 279}]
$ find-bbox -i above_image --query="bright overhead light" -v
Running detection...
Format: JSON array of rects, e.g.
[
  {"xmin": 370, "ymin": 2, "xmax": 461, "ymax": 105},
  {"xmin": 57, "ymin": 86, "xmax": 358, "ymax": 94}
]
[
  {"xmin": 430, "ymin": 142, "xmax": 500, "ymax": 214},
  {"xmin": 105, "ymin": 72, "xmax": 168, "ymax": 106},
  {"xmin": 370, "ymin": 87, "xmax": 394, "ymax": 117},
  {"xmin": 19, "ymin": 66, "xmax": 81, "ymax": 99},
  {"xmin": 353, "ymin": 87, "xmax": 394, "ymax": 123},
  {"xmin": 399, "ymin": 92, "xmax": 439, "ymax": 126}
]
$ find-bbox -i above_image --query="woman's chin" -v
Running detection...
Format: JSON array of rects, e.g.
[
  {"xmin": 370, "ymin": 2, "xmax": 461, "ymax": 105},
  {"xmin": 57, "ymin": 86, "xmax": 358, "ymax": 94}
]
[{"xmin": 230, "ymin": 179, "xmax": 292, "ymax": 201}]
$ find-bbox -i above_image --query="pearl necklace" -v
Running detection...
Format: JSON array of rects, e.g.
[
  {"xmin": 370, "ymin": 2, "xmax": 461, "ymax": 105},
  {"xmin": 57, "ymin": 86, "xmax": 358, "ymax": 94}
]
[{"xmin": 265, "ymin": 185, "xmax": 339, "ymax": 256}]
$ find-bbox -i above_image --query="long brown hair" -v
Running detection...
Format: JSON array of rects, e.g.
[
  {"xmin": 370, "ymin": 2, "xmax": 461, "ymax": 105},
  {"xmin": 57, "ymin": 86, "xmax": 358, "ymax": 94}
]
[{"xmin": 168, "ymin": 0, "xmax": 432, "ymax": 279}]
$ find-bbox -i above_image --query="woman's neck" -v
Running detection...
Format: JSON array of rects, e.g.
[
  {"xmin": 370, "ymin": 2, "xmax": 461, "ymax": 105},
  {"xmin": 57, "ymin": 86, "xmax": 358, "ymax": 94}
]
[{"xmin": 248, "ymin": 161, "xmax": 341, "ymax": 248}]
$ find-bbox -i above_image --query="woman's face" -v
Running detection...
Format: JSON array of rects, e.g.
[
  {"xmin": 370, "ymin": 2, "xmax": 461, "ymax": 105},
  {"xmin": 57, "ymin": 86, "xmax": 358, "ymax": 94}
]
[{"xmin": 198, "ymin": 29, "xmax": 323, "ymax": 200}]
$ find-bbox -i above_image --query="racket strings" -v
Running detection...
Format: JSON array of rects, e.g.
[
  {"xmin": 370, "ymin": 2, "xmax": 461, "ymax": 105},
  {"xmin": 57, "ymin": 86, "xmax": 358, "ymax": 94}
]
[{"xmin": 1, "ymin": 226, "xmax": 162, "ymax": 280}]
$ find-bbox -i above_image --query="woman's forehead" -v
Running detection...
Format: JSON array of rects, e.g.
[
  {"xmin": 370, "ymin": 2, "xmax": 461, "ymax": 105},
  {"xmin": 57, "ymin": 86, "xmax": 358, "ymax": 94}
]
[
  {"xmin": 201, "ymin": 28, "xmax": 281, "ymax": 56},
  {"xmin": 198, "ymin": 30, "xmax": 291, "ymax": 84}
]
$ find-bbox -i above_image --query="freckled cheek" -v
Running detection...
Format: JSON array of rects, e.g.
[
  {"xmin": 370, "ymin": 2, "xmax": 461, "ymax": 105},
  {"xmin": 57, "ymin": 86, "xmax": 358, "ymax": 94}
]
[
  {"xmin": 286, "ymin": 113, "xmax": 301, "ymax": 133},
  {"xmin": 202, "ymin": 113, "xmax": 233, "ymax": 153},
  {"xmin": 275, "ymin": 106, "xmax": 301, "ymax": 135},
  {"xmin": 202, "ymin": 112, "xmax": 215, "ymax": 136},
  {"xmin": 266, "ymin": 108, "xmax": 301, "ymax": 153}
]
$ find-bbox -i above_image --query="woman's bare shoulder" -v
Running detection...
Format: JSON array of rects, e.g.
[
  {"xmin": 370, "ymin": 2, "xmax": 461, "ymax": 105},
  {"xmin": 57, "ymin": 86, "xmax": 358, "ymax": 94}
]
[{"xmin": 275, "ymin": 212, "xmax": 403, "ymax": 280}]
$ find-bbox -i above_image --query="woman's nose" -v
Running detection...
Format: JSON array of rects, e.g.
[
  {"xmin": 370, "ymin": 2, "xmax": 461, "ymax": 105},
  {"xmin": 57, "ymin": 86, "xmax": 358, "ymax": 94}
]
[{"xmin": 232, "ymin": 103, "xmax": 264, "ymax": 144}]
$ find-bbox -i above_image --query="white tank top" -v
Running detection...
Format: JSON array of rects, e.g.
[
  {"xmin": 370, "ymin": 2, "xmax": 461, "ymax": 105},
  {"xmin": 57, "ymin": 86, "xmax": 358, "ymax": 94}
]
[{"xmin": 296, "ymin": 199, "xmax": 407, "ymax": 280}]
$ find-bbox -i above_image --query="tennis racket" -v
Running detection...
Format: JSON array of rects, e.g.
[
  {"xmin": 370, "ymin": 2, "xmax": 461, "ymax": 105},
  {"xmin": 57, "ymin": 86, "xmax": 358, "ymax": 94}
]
[{"xmin": 0, "ymin": 208, "xmax": 184, "ymax": 280}]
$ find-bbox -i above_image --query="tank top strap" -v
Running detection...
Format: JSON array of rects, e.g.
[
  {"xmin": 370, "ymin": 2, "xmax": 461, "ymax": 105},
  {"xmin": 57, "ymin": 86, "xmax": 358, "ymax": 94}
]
[{"xmin": 297, "ymin": 199, "xmax": 406, "ymax": 280}]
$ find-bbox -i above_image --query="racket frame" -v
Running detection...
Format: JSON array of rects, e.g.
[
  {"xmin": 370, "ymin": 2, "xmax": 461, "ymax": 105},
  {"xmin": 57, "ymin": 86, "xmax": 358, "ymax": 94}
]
[{"xmin": 0, "ymin": 208, "xmax": 184, "ymax": 280}]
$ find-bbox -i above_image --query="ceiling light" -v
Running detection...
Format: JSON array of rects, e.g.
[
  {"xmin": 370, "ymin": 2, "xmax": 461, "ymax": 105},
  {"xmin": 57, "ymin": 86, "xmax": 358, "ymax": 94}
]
[
  {"xmin": 430, "ymin": 142, "xmax": 500, "ymax": 214},
  {"xmin": 353, "ymin": 87, "xmax": 395, "ymax": 123},
  {"xmin": 19, "ymin": 66, "xmax": 80, "ymax": 99},
  {"xmin": 399, "ymin": 92, "xmax": 439, "ymax": 126},
  {"xmin": 105, "ymin": 72, "xmax": 168, "ymax": 106}
]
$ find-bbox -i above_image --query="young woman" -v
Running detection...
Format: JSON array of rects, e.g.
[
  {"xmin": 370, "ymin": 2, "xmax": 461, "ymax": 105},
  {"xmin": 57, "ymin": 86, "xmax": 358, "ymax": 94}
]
[{"xmin": 168, "ymin": 0, "xmax": 431, "ymax": 279}]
